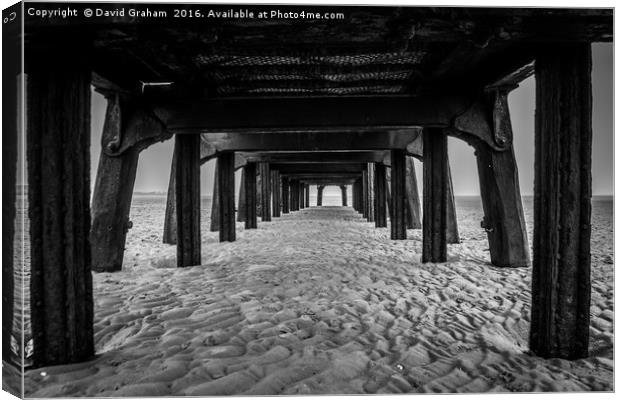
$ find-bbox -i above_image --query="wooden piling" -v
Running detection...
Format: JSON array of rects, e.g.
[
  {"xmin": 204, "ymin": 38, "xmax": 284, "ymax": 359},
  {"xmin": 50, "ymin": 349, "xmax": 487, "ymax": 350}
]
[
  {"xmin": 374, "ymin": 163, "xmax": 387, "ymax": 228},
  {"xmin": 210, "ymin": 161, "xmax": 220, "ymax": 232},
  {"xmin": 340, "ymin": 185, "xmax": 348, "ymax": 207},
  {"xmin": 422, "ymin": 128, "xmax": 448, "ymax": 262},
  {"xmin": 282, "ymin": 177, "xmax": 290, "ymax": 213},
  {"xmin": 259, "ymin": 162, "xmax": 271, "ymax": 221},
  {"xmin": 175, "ymin": 134, "xmax": 201, "ymax": 267},
  {"xmin": 317, "ymin": 185, "xmax": 325, "ymax": 206},
  {"xmin": 405, "ymin": 156, "xmax": 422, "ymax": 229},
  {"xmin": 163, "ymin": 147, "xmax": 178, "ymax": 244},
  {"xmin": 237, "ymin": 168, "xmax": 246, "ymax": 222},
  {"xmin": 390, "ymin": 150, "xmax": 407, "ymax": 239},
  {"xmin": 218, "ymin": 152, "xmax": 236, "ymax": 242},
  {"xmin": 530, "ymin": 44, "xmax": 592, "ymax": 359},
  {"xmin": 27, "ymin": 53, "xmax": 94, "ymax": 366},
  {"xmin": 366, "ymin": 163, "xmax": 375, "ymax": 222},
  {"xmin": 362, "ymin": 170, "xmax": 369, "ymax": 218},
  {"xmin": 446, "ymin": 163, "xmax": 460, "ymax": 244},
  {"xmin": 476, "ymin": 144, "xmax": 529, "ymax": 266},
  {"xmin": 305, "ymin": 184, "xmax": 310, "ymax": 208},
  {"xmin": 244, "ymin": 162, "xmax": 257, "ymax": 229},
  {"xmin": 272, "ymin": 170, "xmax": 281, "ymax": 217},
  {"xmin": 91, "ymin": 95, "xmax": 139, "ymax": 272}
]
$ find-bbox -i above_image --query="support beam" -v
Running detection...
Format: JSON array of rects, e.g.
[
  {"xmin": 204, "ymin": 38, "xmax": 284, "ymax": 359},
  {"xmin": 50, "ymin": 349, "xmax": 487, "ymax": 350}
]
[
  {"xmin": 175, "ymin": 134, "xmax": 201, "ymax": 267},
  {"xmin": 218, "ymin": 152, "xmax": 236, "ymax": 242},
  {"xmin": 163, "ymin": 147, "xmax": 178, "ymax": 244},
  {"xmin": 422, "ymin": 128, "xmax": 448, "ymax": 262},
  {"xmin": 305, "ymin": 184, "xmax": 310, "ymax": 208},
  {"xmin": 272, "ymin": 170, "xmax": 281, "ymax": 218},
  {"xmin": 259, "ymin": 162, "xmax": 271, "ymax": 221},
  {"xmin": 27, "ymin": 53, "xmax": 94, "ymax": 367},
  {"xmin": 445, "ymin": 163, "xmax": 460, "ymax": 244},
  {"xmin": 244, "ymin": 163, "xmax": 257, "ymax": 229},
  {"xmin": 340, "ymin": 185, "xmax": 348, "ymax": 207},
  {"xmin": 290, "ymin": 180, "xmax": 299, "ymax": 211},
  {"xmin": 530, "ymin": 44, "xmax": 592, "ymax": 360},
  {"xmin": 210, "ymin": 161, "xmax": 220, "ymax": 232},
  {"xmin": 366, "ymin": 163, "xmax": 375, "ymax": 222},
  {"xmin": 317, "ymin": 185, "xmax": 325, "ymax": 206},
  {"xmin": 405, "ymin": 156, "xmax": 422, "ymax": 229},
  {"xmin": 237, "ymin": 167, "xmax": 246, "ymax": 222},
  {"xmin": 374, "ymin": 163, "xmax": 387, "ymax": 228},
  {"xmin": 362, "ymin": 170, "xmax": 369, "ymax": 219},
  {"xmin": 91, "ymin": 95, "xmax": 140, "ymax": 272},
  {"xmin": 390, "ymin": 150, "xmax": 407, "ymax": 240},
  {"xmin": 476, "ymin": 143, "xmax": 529, "ymax": 266},
  {"xmin": 282, "ymin": 177, "xmax": 290, "ymax": 214}
]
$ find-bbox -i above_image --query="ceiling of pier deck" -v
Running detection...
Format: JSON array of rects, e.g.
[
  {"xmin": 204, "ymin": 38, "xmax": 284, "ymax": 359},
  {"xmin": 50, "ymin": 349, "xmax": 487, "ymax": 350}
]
[{"xmin": 26, "ymin": 5, "xmax": 610, "ymax": 99}]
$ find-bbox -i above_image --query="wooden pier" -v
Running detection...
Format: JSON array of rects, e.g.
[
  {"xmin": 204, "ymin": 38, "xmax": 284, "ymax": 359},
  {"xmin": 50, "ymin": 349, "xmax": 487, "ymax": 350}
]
[{"xmin": 10, "ymin": 6, "xmax": 612, "ymax": 366}]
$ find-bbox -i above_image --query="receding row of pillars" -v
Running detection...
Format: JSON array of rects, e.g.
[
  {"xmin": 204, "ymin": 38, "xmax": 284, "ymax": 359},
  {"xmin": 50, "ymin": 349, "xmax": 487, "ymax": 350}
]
[{"xmin": 9, "ymin": 43, "xmax": 594, "ymax": 367}]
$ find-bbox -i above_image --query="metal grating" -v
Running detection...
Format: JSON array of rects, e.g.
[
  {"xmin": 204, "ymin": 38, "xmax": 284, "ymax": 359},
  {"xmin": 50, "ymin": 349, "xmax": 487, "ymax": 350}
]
[
  {"xmin": 219, "ymin": 85, "xmax": 406, "ymax": 95},
  {"xmin": 209, "ymin": 70, "xmax": 413, "ymax": 83},
  {"xmin": 195, "ymin": 52, "xmax": 424, "ymax": 67}
]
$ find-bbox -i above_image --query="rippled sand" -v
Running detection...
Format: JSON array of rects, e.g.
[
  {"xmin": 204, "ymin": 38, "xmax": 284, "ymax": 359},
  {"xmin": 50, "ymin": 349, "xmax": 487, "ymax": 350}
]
[{"xmin": 8, "ymin": 196, "xmax": 614, "ymax": 396}]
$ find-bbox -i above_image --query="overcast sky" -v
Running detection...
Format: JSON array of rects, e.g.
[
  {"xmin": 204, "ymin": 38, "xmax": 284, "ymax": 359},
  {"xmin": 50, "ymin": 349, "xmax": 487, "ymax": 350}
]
[{"xmin": 90, "ymin": 43, "xmax": 613, "ymax": 197}]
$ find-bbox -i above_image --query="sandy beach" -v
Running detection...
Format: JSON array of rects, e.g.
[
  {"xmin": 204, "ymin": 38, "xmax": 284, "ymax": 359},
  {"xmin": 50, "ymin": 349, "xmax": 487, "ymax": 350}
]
[{"xmin": 6, "ymin": 195, "xmax": 614, "ymax": 396}]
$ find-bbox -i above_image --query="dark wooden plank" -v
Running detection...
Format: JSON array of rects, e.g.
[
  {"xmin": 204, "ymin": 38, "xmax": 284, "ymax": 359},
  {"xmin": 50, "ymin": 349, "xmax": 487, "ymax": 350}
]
[
  {"xmin": 374, "ymin": 164, "xmax": 387, "ymax": 228},
  {"xmin": 476, "ymin": 145, "xmax": 529, "ymax": 267},
  {"xmin": 272, "ymin": 170, "xmax": 281, "ymax": 218},
  {"xmin": 317, "ymin": 185, "xmax": 325, "ymax": 206},
  {"xmin": 163, "ymin": 144, "xmax": 178, "ymax": 244},
  {"xmin": 390, "ymin": 150, "xmax": 407, "ymax": 239},
  {"xmin": 366, "ymin": 163, "xmax": 375, "ymax": 222},
  {"xmin": 218, "ymin": 152, "xmax": 236, "ymax": 242},
  {"xmin": 445, "ymin": 163, "xmax": 460, "ymax": 244},
  {"xmin": 210, "ymin": 161, "xmax": 220, "ymax": 232},
  {"xmin": 422, "ymin": 128, "xmax": 448, "ymax": 262},
  {"xmin": 259, "ymin": 162, "xmax": 271, "ymax": 221},
  {"xmin": 27, "ymin": 55, "xmax": 94, "ymax": 367},
  {"xmin": 405, "ymin": 156, "xmax": 422, "ymax": 229},
  {"xmin": 530, "ymin": 44, "xmax": 592, "ymax": 360},
  {"xmin": 237, "ymin": 167, "xmax": 246, "ymax": 222},
  {"xmin": 305, "ymin": 184, "xmax": 310, "ymax": 208},
  {"xmin": 91, "ymin": 95, "xmax": 140, "ymax": 272},
  {"xmin": 282, "ymin": 177, "xmax": 290, "ymax": 214},
  {"xmin": 175, "ymin": 134, "xmax": 201, "ymax": 267},
  {"xmin": 340, "ymin": 185, "xmax": 348, "ymax": 207},
  {"xmin": 362, "ymin": 170, "xmax": 369, "ymax": 219},
  {"xmin": 244, "ymin": 163, "xmax": 258, "ymax": 229}
]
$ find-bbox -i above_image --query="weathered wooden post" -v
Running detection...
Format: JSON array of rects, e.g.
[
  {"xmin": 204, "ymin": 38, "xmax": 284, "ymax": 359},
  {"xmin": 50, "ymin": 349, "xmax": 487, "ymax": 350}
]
[
  {"xmin": 244, "ymin": 162, "xmax": 257, "ymax": 229},
  {"xmin": 27, "ymin": 43, "xmax": 94, "ymax": 366},
  {"xmin": 445, "ymin": 164, "xmax": 460, "ymax": 244},
  {"xmin": 305, "ymin": 184, "xmax": 310, "ymax": 208},
  {"xmin": 282, "ymin": 177, "xmax": 290, "ymax": 213},
  {"xmin": 176, "ymin": 134, "xmax": 201, "ymax": 267},
  {"xmin": 422, "ymin": 128, "xmax": 448, "ymax": 262},
  {"xmin": 390, "ymin": 150, "xmax": 407, "ymax": 239},
  {"xmin": 237, "ymin": 168, "xmax": 246, "ymax": 222},
  {"xmin": 290, "ymin": 180, "xmax": 298, "ymax": 211},
  {"xmin": 362, "ymin": 169, "xmax": 369, "ymax": 219},
  {"xmin": 340, "ymin": 185, "xmax": 348, "ymax": 206},
  {"xmin": 210, "ymin": 161, "xmax": 220, "ymax": 232},
  {"xmin": 299, "ymin": 182, "xmax": 305, "ymax": 209},
  {"xmin": 91, "ymin": 96, "xmax": 140, "ymax": 272},
  {"xmin": 374, "ymin": 163, "xmax": 387, "ymax": 228},
  {"xmin": 366, "ymin": 163, "xmax": 375, "ymax": 222},
  {"xmin": 405, "ymin": 156, "xmax": 422, "ymax": 229},
  {"xmin": 218, "ymin": 152, "xmax": 236, "ymax": 242},
  {"xmin": 259, "ymin": 162, "xmax": 271, "ymax": 221},
  {"xmin": 530, "ymin": 44, "xmax": 593, "ymax": 360},
  {"xmin": 473, "ymin": 90, "xmax": 529, "ymax": 266},
  {"xmin": 317, "ymin": 185, "xmax": 325, "ymax": 206},
  {"xmin": 272, "ymin": 170, "xmax": 281, "ymax": 217},
  {"xmin": 163, "ymin": 148, "xmax": 178, "ymax": 244}
]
